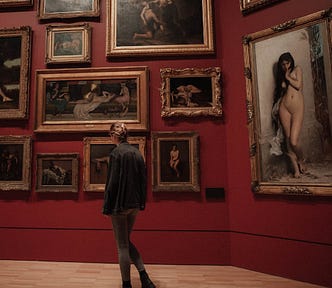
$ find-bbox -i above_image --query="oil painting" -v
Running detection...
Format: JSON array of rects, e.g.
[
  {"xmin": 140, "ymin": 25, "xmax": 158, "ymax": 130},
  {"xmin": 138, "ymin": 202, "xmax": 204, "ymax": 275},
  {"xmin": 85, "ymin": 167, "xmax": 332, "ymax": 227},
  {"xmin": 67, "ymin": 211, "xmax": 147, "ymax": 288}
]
[
  {"xmin": 0, "ymin": 136, "xmax": 31, "ymax": 191},
  {"xmin": 106, "ymin": 0, "xmax": 214, "ymax": 57},
  {"xmin": 38, "ymin": 0, "xmax": 99, "ymax": 20},
  {"xmin": 46, "ymin": 23, "xmax": 91, "ymax": 64},
  {"xmin": 243, "ymin": 9, "xmax": 332, "ymax": 195},
  {"xmin": 0, "ymin": 26, "xmax": 31, "ymax": 119},
  {"xmin": 240, "ymin": 0, "xmax": 285, "ymax": 15},
  {"xmin": 36, "ymin": 153, "xmax": 79, "ymax": 193},
  {"xmin": 160, "ymin": 67, "xmax": 222, "ymax": 117},
  {"xmin": 151, "ymin": 131, "xmax": 200, "ymax": 192},
  {"xmin": 34, "ymin": 67, "xmax": 149, "ymax": 133},
  {"xmin": 83, "ymin": 136, "xmax": 146, "ymax": 192},
  {"xmin": 0, "ymin": 0, "xmax": 33, "ymax": 8}
]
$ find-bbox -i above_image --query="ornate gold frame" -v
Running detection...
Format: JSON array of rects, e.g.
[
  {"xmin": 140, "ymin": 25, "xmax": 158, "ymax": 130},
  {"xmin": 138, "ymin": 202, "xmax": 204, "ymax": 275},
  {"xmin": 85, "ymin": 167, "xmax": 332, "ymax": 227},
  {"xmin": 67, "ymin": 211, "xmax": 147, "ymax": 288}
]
[
  {"xmin": 151, "ymin": 131, "xmax": 200, "ymax": 192},
  {"xmin": 83, "ymin": 136, "xmax": 146, "ymax": 192},
  {"xmin": 106, "ymin": 0, "xmax": 214, "ymax": 57},
  {"xmin": 34, "ymin": 66, "xmax": 149, "ymax": 133},
  {"xmin": 0, "ymin": 136, "xmax": 32, "ymax": 191},
  {"xmin": 0, "ymin": 0, "xmax": 33, "ymax": 8},
  {"xmin": 38, "ymin": 0, "xmax": 100, "ymax": 20},
  {"xmin": 45, "ymin": 23, "xmax": 91, "ymax": 65},
  {"xmin": 240, "ymin": 0, "xmax": 285, "ymax": 15},
  {"xmin": 0, "ymin": 26, "xmax": 31, "ymax": 119},
  {"xmin": 243, "ymin": 9, "xmax": 332, "ymax": 196},
  {"xmin": 160, "ymin": 67, "xmax": 223, "ymax": 118}
]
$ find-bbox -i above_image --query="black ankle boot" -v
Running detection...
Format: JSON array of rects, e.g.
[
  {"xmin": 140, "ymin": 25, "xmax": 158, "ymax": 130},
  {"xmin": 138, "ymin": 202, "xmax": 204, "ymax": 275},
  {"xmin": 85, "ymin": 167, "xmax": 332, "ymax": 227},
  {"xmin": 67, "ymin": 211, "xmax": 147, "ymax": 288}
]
[
  {"xmin": 122, "ymin": 280, "xmax": 132, "ymax": 288},
  {"xmin": 140, "ymin": 270, "xmax": 156, "ymax": 288}
]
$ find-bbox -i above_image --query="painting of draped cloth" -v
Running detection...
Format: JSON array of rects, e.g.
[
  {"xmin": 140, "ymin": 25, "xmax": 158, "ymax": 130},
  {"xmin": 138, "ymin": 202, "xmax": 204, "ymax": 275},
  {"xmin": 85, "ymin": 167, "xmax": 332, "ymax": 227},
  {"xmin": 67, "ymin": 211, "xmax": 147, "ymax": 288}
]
[{"xmin": 73, "ymin": 84, "xmax": 113, "ymax": 120}]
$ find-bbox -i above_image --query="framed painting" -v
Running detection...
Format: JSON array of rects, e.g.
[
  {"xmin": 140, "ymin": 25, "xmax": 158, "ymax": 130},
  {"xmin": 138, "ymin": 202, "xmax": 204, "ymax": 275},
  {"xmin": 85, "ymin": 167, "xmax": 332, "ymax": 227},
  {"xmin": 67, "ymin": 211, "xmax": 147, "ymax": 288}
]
[
  {"xmin": 0, "ymin": 26, "xmax": 31, "ymax": 119},
  {"xmin": 0, "ymin": 135, "xmax": 31, "ymax": 191},
  {"xmin": 0, "ymin": 0, "xmax": 33, "ymax": 8},
  {"xmin": 243, "ymin": 9, "xmax": 332, "ymax": 196},
  {"xmin": 83, "ymin": 136, "xmax": 146, "ymax": 192},
  {"xmin": 35, "ymin": 153, "xmax": 79, "ymax": 193},
  {"xmin": 151, "ymin": 131, "xmax": 200, "ymax": 192},
  {"xmin": 34, "ymin": 66, "xmax": 149, "ymax": 133},
  {"xmin": 106, "ymin": 0, "xmax": 215, "ymax": 57},
  {"xmin": 37, "ymin": 0, "xmax": 100, "ymax": 20},
  {"xmin": 45, "ymin": 23, "xmax": 91, "ymax": 65},
  {"xmin": 240, "ymin": 0, "xmax": 286, "ymax": 15},
  {"xmin": 160, "ymin": 67, "xmax": 223, "ymax": 118}
]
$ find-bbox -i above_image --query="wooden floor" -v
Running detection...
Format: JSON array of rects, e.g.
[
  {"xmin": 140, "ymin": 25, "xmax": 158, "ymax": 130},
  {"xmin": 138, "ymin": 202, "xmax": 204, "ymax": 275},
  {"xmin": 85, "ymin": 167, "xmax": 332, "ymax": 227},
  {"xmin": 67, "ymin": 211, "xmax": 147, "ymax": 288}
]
[{"xmin": 0, "ymin": 260, "xmax": 326, "ymax": 288}]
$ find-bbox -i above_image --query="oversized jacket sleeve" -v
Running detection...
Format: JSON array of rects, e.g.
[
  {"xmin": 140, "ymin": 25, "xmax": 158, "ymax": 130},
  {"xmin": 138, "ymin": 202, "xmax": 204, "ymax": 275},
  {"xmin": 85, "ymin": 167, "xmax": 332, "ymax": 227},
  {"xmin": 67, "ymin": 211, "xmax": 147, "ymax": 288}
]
[{"xmin": 102, "ymin": 151, "xmax": 119, "ymax": 215}]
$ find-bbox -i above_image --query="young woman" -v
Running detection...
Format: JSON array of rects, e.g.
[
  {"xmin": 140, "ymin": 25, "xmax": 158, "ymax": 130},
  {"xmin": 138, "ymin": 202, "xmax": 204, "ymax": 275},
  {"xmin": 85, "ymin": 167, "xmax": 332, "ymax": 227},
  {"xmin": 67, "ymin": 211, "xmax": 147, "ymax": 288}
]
[
  {"xmin": 103, "ymin": 122, "xmax": 156, "ymax": 288},
  {"xmin": 273, "ymin": 52, "xmax": 306, "ymax": 178}
]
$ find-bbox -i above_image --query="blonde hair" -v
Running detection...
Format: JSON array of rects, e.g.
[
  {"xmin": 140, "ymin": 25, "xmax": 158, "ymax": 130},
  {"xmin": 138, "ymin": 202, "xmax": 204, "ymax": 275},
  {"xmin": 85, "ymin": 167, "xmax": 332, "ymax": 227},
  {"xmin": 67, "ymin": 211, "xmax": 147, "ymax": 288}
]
[{"xmin": 109, "ymin": 122, "xmax": 128, "ymax": 141}]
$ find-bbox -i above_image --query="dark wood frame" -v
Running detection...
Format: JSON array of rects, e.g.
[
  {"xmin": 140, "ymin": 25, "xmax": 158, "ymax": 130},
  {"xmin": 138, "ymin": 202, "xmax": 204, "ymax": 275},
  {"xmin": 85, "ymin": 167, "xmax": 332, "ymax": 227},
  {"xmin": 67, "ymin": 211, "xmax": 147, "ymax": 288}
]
[{"xmin": 35, "ymin": 153, "xmax": 79, "ymax": 193}]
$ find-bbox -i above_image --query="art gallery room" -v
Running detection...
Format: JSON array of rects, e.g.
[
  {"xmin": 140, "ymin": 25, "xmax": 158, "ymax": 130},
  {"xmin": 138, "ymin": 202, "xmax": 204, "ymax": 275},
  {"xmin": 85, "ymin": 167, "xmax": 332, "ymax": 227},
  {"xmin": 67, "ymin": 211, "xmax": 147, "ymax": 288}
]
[{"xmin": 0, "ymin": 0, "xmax": 331, "ymax": 287}]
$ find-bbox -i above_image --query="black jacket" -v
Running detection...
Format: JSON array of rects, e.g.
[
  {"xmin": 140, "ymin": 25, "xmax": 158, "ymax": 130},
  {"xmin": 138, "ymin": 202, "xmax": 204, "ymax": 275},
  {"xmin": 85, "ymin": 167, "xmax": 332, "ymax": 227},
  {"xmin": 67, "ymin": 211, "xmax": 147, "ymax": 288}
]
[{"xmin": 102, "ymin": 142, "xmax": 146, "ymax": 215}]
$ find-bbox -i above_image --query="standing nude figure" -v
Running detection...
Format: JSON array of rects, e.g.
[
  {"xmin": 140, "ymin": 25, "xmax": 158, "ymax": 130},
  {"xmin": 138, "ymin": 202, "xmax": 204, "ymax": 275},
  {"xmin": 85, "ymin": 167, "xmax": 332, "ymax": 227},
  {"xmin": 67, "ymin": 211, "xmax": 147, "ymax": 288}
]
[
  {"xmin": 169, "ymin": 144, "xmax": 180, "ymax": 178},
  {"xmin": 275, "ymin": 52, "xmax": 305, "ymax": 178}
]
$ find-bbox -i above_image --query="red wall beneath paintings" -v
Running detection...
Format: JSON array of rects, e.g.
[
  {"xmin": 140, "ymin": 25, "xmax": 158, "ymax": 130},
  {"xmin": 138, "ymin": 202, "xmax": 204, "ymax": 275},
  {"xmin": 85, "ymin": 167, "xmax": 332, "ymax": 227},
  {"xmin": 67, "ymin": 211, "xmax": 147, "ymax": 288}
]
[{"xmin": 0, "ymin": 0, "xmax": 331, "ymax": 287}]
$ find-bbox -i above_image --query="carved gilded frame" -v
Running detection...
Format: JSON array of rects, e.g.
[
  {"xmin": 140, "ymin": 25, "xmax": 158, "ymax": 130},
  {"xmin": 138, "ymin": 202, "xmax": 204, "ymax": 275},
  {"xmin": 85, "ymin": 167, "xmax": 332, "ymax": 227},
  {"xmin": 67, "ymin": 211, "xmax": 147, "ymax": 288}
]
[
  {"xmin": 243, "ymin": 9, "xmax": 332, "ymax": 196},
  {"xmin": 152, "ymin": 131, "xmax": 200, "ymax": 192},
  {"xmin": 0, "ymin": 26, "xmax": 31, "ymax": 119},
  {"xmin": 83, "ymin": 136, "xmax": 146, "ymax": 192},
  {"xmin": 240, "ymin": 0, "xmax": 286, "ymax": 15},
  {"xmin": 160, "ymin": 67, "xmax": 223, "ymax": 118},
  {"xmin": 0, "ymin": 136, "xmax": 32, "ymax": 191},
  {"xmin": 38, "ymin": 0, "xmax": 100, "ymax": 20},
  {"xmin": 106, "ymin": 0, "xmax": 214, "ymax": 57}
]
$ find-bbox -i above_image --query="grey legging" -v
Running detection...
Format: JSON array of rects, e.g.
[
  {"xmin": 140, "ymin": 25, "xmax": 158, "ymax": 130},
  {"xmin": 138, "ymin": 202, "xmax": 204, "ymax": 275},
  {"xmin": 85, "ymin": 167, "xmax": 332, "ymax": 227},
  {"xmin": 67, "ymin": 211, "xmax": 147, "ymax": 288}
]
[{"xmin": 111, "ymin": 209, "xmax": 145, "ymax": 281}]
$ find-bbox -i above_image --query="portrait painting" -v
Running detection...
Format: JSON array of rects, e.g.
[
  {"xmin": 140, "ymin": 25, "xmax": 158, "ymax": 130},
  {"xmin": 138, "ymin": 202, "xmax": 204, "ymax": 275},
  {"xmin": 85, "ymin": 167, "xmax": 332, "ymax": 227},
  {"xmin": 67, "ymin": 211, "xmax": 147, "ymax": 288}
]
[
  {"xmin": 34, "ymin": 67, "xmax": 149, "ymax": 133},
  {"xmin": 38, "ymin": 0, "xmax": 100, "ymax": 20},
  {"xmin": 0, "ymin": 136, "xmax": 31, "ymax": 191},
  {"xmin": 36, "ymin": 153, "xmax": 79, "ymax": 193},
  {"xmin": 151, "ymin": 131, "xmax": 200, "ymax": 192},
  {"xmin": 243, "ymin": 9, "xmax": 332, "ymax": 195},
  {"xmin": 46, "ymin": 23, "xmax": 91, "ymax": 64},
  {"xmin": 160, "ymin": 67, "xmax": 223, "ymax": 117},
  {"xmin": 106, "ymin": 0, "xmax": 214, "ymax": 57},
  {"xmin": 0, "ymin": 26, "xmax": 31, "ymax": 119},
  {"xmin": 240, "ymin": 0, "xmax": 286, "ymax": 15},
  {"xmin": 83, "ymin": 136, "xmax": 146, "ymax": 192},
  {"xmin": 0, "ymin": 0, "xmax": 33, "ymax": 8}
]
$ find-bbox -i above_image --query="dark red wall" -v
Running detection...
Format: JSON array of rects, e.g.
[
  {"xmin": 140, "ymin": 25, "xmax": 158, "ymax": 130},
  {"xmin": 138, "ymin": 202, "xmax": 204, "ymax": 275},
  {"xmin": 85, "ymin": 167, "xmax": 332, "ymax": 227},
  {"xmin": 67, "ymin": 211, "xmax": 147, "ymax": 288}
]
[{"xmin": 0, "ymin": 0, "xmax": 331, "ymax": 287}]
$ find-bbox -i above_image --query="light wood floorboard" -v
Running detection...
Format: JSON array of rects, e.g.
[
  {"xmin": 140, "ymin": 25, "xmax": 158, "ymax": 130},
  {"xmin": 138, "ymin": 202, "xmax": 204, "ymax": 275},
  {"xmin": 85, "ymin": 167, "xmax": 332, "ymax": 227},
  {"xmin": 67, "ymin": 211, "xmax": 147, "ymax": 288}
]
[{"xmin": 0, "ymin": 260, "xmax": 326, "ymax": 288}]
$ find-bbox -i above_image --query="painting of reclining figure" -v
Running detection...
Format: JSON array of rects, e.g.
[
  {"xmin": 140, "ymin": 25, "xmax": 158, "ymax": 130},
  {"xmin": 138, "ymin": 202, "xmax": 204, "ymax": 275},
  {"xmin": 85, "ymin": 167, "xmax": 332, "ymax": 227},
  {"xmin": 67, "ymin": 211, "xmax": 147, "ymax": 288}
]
[
  {"xmin": 35, "ymin": 67, "xmax": 149, "ymax": 133},
  {"xmin": 45, "ymin": 80, "xmax": 135, "ymax": 120}
]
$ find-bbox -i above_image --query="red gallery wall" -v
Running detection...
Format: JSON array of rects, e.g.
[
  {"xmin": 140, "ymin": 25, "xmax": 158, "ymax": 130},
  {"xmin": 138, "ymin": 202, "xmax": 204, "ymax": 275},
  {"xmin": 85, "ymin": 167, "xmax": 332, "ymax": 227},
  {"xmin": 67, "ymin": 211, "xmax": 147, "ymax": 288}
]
[{"xmin": 0, "ymin": 0, "xmax": 331, "ymax": 287}]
